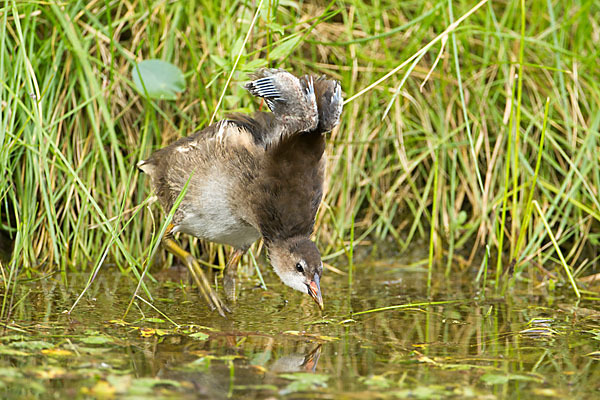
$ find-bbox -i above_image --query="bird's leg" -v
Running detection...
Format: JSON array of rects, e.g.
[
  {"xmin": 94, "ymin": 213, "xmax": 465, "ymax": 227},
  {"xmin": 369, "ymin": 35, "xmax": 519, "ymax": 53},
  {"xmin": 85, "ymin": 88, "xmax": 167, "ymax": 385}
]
[
  {"xmin": 162, "ymin": 229, "xmax": 230, "ymax": 317},
  {"xmin": 223, "ymin": 248, "xmax": 246, "ymax": 303}
]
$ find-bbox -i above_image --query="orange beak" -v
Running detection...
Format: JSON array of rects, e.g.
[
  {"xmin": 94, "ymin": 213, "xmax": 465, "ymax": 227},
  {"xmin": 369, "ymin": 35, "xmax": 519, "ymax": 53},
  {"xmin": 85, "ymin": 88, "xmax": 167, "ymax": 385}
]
[{"xmin": 308, "ymin": 273, "xmax": 324, "ymax": 310}]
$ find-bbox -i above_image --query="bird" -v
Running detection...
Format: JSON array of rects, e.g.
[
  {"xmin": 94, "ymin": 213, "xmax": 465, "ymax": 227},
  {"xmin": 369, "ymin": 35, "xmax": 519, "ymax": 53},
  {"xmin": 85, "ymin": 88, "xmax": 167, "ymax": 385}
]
[{"xmin": 138, "ymin": 68, "xmax": 343, "ymax": 316}]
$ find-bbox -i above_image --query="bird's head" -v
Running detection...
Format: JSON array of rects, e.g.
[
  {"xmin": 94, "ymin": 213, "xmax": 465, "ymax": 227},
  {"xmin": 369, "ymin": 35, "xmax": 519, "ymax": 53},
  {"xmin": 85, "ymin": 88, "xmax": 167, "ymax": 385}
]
[{"xmin": 267, "ymin": 236, "xmax": 324, "ymax": 310}]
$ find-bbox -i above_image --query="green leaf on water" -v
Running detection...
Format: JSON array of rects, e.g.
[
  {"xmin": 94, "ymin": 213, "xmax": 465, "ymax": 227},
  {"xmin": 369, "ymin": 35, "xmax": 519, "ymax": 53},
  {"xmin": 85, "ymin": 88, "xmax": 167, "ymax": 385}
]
[
  {"xmin": 283, "ymin": 331, "xmax": 339, "ymax": 342},
  {"xmin": 0, "ymin": 335, "xmax": 26, "ymax": 342},
  {"xmin": 77, "ymin": 347, "xmax": 113, "ymax": 355},
  {"xmin": 391, "ymin": 385, "xmax": 451, "ymax": 399},
  {"xmin": 234, "ymin": 384, "xmax": 279, "ymax": 391},
  {"xmin": 0, "ymin": 367, "xmax": 24, "ymax": 379},
  {"xmin": 279, "ymin": 372, "xmax": 328, "ymax": 395},
  {"xmin": 480, "ymin": 374, "xmax": 510, "ymax": 385},
  {"xmin": 184, "ymin": 324, "xmax": 218, "ymax": 332},
  {"xmin": 129, "ymin": 377, "xmax": 181, "ymax": 395},
  {"xmin": 0, "ymin": 345, "xmax": 30, "ymax": 356},
  {"xmin": 207, "ymin": 355, "xmax": 244, "ymax": 361},
  {"xmin": 103, "ymin": 375, "xmax": 182, "ymax": 396},
  {"xmin": 132, "ymin": 59, "xmax": 185, "ymax": 100},
  {"xmin": 144, "ymin": 317, "xmax": 166, "ymax": 324},
  {"xmin": 9, "ymin": 341, "xmax": 53, "ymax": 350},
  {"xmin": 105, "ymin": 375, "xmax": 131, "ymax": 393},
  {"xmin": 183, "ymin": 357, "xmax": 211, "ymax": 371},
  {"xmin": 305, "ymin": 318, "xmax": 335, "ymax": 325},
  {"xmin": 360, "ymin": 374, "xmax": 393, "ymax": 388},
  {"xmin": 21, "ymin": 380, "xmax": 46, "ymax": 394},
  {"xmin": 250, "ymin": 350, "xmax": 271, "ymax": 366},
  {"xmin": 107, "ymin": 319, "xmax": 130, "ymax": 326},
  {"xmin": 189, "ymin": 332, "xmax": 209, "ymax": 341},
  {"xmin": 157, "ymin": 298, "xmax": 175, "ymax": 303},
  {"xmin": 481, "ymin": 373, "xmax": 540, "ymax": 385},
  {"xmin": 80, "ymin": 335, "xmax": 115, "ymax": 345}
]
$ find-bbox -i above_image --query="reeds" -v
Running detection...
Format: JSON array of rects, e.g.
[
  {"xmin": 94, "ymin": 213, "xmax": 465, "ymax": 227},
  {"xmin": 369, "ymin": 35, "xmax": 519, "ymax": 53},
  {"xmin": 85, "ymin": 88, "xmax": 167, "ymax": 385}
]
[{"xmin": 1, "ymin": 0, "xmax": 598, "ymax": 309}]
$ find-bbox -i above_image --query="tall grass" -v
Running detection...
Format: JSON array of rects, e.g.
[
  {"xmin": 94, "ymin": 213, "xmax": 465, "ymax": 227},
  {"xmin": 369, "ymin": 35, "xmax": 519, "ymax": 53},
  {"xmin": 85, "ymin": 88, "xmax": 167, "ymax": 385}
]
[{"xmin": 1, "ymin": 0, "xmax": 599, "ymax": 309}]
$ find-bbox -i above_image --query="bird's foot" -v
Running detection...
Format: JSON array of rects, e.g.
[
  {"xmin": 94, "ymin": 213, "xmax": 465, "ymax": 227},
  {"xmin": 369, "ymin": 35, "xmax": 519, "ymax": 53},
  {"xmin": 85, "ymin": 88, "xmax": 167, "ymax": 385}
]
[
  {"xmin": 185, "ymin": 254, "xmax": 231, "ymax": 317},
  {"xmin": 224, "ymin": 273, "xmax": 237, "ymax": 303},
  {"xmin": 224, "ymin": 248, "xmax": 245, "ymax": 304},
  {"xmin": 162, "ymin": 236, "xmax": 230, "ymax": 317}
]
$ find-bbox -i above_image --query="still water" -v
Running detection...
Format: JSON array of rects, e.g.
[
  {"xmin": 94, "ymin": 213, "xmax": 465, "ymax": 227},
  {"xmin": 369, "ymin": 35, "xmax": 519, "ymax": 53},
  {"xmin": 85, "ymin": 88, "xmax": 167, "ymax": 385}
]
[{"xmin": 1, "ymin": 262, "xmax": 599, "ymax": 399}]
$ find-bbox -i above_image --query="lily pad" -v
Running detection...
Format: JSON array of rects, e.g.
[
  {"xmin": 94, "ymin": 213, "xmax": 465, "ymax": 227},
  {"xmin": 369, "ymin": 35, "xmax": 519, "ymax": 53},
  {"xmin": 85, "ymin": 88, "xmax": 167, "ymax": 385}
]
[{"xmin": 132, "ymin": 59, "xmax": 185, "ymax": 100}]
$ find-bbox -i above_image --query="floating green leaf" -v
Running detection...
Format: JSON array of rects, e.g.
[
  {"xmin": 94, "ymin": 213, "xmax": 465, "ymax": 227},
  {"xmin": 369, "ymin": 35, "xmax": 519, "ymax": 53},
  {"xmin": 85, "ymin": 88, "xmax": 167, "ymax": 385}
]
[
  {"xmin": 0, "ymin": 345, "xmax": 30, "ymax": 356},
  {"xmin": 481, "ymin": 373, "xmax": 540, "ymax": 385},
  {"xmin": 280, "ymin": 373, "xmax": 328, "ymax": 395},
  {"xmin": 189, "ymin": 332, "xmax": 209, "ymax": 341},
  {"xmin": 80, "ymin": 335, "xmax": 115, "ymax": 345},
  {"xmin": 129, "ymin": 378, "xmax": 181, "ymax": 395},
  {"xmin": 361, "ymin": 375, "xmax": 393, "ymax": 388},
  {"xmin": 250, "ymin": 350, "xmax": 271, "ymax": 366},
  {"xmin": 391, "ymin": 385, "xmax": 451, "ymax": 399},
  {"xmin": 9, "ymin": 341, "xmax": 53, "ymax": 350},
  {"xmin": 132, "ymin": 59, "xmax": 185, "ymax": 100},
  {"xmin": 144, "ymin": 317, "xmax": 166, "ymax": 324},
  {"xmin": 0, "ymin": 367, "xmax": 24, "ymax": 379}
]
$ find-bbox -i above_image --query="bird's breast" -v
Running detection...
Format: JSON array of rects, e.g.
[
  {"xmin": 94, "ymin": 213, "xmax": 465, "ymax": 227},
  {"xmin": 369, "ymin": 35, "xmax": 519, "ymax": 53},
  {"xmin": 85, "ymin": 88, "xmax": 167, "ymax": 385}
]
[
  {"xmin": 172, "ymin": 172, "xmax": 261, "ymax": 249},
  {"xmin": 174, "ymin": 207, "xmax": 260, "ymax": 249}
]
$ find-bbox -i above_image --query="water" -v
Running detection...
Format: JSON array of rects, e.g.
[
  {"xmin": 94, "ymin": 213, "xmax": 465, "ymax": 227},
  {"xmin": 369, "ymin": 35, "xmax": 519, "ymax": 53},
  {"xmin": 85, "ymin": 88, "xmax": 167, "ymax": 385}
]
[{"xmin": 1, "ymin": 263, "xmax": 599, "ymax": 399}]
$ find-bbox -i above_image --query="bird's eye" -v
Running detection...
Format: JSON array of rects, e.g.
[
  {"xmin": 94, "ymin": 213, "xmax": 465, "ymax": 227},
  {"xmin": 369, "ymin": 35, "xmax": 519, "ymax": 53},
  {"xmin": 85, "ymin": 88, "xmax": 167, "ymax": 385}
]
[{"xmin": 295, "ymin": 263, "xmax": 304, "ymax": 273}]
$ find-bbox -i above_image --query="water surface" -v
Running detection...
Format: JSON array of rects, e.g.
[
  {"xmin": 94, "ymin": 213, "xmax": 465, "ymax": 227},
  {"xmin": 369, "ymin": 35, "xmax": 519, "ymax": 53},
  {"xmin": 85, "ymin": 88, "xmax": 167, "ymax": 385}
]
[{"xmin": 1, "ymin": 262, "xmax": 598, "ymax": 399}]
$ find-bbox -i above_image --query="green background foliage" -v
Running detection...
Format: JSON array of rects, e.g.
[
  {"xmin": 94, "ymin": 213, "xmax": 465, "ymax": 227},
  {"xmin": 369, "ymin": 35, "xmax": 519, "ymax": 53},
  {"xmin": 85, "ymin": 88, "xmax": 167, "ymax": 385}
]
[{"xmin": 1, "ymin": 0, "xmax": 599, "ymax": 288}]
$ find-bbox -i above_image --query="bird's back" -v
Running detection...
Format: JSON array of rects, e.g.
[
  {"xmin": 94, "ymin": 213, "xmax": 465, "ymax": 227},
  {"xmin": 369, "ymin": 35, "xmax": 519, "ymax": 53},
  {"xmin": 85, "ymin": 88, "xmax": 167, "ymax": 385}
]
[{"xmin": 138, "ymin": 68, "xmax": 341, "ymax": 247}]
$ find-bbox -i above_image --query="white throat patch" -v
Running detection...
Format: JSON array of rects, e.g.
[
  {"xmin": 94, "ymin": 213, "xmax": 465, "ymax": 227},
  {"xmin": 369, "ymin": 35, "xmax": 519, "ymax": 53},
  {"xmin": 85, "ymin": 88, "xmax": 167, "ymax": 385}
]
[{"xmin": 273, "ymin": 267, "xmax": 308, "ymax": 294}]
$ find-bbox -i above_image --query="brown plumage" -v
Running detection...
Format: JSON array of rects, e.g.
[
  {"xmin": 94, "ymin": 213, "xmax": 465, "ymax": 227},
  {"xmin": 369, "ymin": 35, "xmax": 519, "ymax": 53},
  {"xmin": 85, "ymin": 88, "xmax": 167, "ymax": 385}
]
[{"xmin": 139, "ymin": 68, "xmax": 343, "ymax": 314}]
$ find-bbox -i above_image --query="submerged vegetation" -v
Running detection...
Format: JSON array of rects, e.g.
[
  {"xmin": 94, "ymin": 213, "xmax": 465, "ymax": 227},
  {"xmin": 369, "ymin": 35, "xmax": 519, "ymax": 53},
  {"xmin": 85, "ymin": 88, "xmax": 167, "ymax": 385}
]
[{"xmin": 1, "ymin": 0, "xmax": 600, "ymax": 309}]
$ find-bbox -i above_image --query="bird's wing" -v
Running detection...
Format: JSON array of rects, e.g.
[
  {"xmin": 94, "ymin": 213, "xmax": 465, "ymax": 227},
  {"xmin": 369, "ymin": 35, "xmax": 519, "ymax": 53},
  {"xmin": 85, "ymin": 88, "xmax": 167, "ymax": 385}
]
[
  {"xmin": 244, "ymin": 68, "xmax": 318, "ymax": 140},
  {"xmin": 312, "ymin": 76, "xmax": 343, "ymax": 134},
  {"xmin": 244, "ymin": 69, "xmax": 343, "ymax": 140},
  {"xmin": 137, "ymin": 120, "xmax": 262, "ymax": 212}
]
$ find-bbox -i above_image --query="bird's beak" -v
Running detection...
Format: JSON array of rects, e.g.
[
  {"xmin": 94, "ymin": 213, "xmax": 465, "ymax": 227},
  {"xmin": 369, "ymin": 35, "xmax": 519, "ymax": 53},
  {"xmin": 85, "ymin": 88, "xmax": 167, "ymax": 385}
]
[{"xmin": 308, "ymin": 273, "xmax": 324, "ymax": 310}]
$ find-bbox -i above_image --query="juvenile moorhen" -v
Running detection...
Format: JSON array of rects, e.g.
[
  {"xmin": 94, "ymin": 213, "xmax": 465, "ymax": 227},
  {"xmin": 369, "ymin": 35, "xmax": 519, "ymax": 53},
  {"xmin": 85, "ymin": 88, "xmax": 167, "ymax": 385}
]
[{"xmin": 138, "ymin": 68, "xmax": 343, "ymax": 316}]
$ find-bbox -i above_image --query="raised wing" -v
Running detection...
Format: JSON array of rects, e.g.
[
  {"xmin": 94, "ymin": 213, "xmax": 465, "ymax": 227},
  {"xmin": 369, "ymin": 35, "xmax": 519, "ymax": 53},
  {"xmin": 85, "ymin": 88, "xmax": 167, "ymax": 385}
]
[
  {"xmin": 244, "ymin": 68, "xmax": 318, "ymax": 136},
  {"xmin": 312, "ymin": 77, "xmax": 343, "ymax": 133}
]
